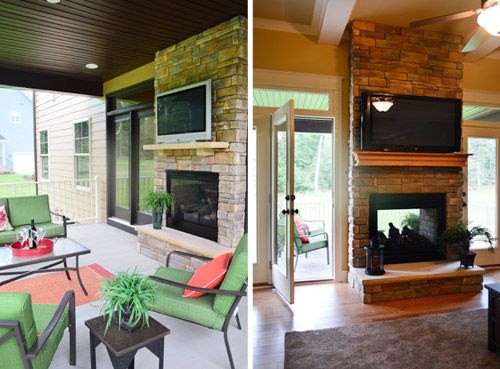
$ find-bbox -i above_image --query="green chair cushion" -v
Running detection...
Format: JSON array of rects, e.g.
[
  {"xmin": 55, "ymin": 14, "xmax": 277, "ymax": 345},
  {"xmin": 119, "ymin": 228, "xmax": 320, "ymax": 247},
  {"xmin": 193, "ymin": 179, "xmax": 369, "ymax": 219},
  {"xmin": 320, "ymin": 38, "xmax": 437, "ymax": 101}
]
[
  {"xmin": 297, "ymin": 236, "xmax": 328, "ymax": 254},
  {"xmin": 31, "ymin": 304, "xmax": 69, "ymax": 369},
  {"xmin": 0, "ymin": 230, "xmax": 17, "ymax": 244},
  {"xmin": 150, "ymin": 267, "xmax": 226, "ymax": 331},
  {"xmin": 8, "ymin": 195, "xmax": 52, "ymax": 227},
  {"xmin": 0, "ymin": 293, "xmax": 38, "ymax": 369},
  {"xmin": 213, "ymin": 234, "xmax": 248, "ymax": 317},
  {"xmin": 0, "ymin": 223, "xmax": 64, "ymax": 245},
  {"xmin": 34, "ymin": 223, "xmax": 65, "ymax": 238}
]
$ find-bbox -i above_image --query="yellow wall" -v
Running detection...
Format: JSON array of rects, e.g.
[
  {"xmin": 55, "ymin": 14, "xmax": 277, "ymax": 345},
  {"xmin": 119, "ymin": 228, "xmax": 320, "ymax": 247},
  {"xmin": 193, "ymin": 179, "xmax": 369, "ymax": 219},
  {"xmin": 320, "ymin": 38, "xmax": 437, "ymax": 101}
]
[
  {"xmin": 463, "ymin": 58, "xmax": 500, "ymax": 93},
  {"xmin": 103, "ymin": 61, "xmax": 154, "ymax": 95},
  {"xmin": 254, "ymin": 29, "xmax": 349, "ymax": 78}
]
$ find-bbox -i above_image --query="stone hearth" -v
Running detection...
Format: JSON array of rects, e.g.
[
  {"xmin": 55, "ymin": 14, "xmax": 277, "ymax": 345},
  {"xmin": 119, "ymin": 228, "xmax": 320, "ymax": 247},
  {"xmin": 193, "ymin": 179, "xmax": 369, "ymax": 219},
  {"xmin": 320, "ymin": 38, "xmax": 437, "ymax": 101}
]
[{"xmin": 350, "ymin": 261, "xmax": 485, "ymax": 304}]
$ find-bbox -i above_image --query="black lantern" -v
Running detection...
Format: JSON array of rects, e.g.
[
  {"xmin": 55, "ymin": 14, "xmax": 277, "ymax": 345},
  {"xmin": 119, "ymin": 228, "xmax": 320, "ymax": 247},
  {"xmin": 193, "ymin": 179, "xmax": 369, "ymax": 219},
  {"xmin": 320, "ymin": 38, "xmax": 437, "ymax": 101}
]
[{"xmin": 365, "ymin": 237, "xmax": 385, "ymax": 275}]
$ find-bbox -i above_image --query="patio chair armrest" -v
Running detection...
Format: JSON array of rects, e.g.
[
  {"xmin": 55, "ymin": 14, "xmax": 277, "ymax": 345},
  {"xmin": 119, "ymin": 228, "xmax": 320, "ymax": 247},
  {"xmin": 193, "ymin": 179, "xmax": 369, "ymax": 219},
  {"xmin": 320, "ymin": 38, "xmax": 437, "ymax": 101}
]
[
  {"xmin": 166, "ymin": 250, "xmax": 213, "ymax": 267},
  {"xmin": 50, "ymin": 211, "xmax": 69, "ymax": 237},
  {"xmin": 149, "ymin": 275, "xmax": 247, "ymax": 297},
  {"xmin": 0, "ymin": 320, "xmax": 31, "ymax": 369},
  {"xmin": 303, "ymin": 219, "xmax": 325, "ymax": 228},
  {"xmin": 308, "ymin": 231, "xmax": 328, "ymax": 239},
  {"xmin": 26, "ymin": 290, "xmax": 75, "ymax": 359}
]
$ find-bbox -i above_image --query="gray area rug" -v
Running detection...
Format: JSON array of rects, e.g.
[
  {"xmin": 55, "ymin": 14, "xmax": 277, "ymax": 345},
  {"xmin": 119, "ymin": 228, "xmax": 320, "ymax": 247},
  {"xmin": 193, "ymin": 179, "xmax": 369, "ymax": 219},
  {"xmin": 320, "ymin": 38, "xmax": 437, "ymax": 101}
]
[{"xmin": 285, "ymin": 309, "xmax": 500, "ymax": 369}]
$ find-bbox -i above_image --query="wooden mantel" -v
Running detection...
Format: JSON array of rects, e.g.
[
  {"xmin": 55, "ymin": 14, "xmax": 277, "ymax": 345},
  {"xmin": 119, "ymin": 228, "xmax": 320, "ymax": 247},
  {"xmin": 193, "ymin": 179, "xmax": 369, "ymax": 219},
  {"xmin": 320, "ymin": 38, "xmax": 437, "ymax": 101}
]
[
  {"xmin": 353, "ymin": 151, "xmax": 470, "ymax": 167},
  {"xmin": 143, "ymin": 142, "xmax": 229, "ymax": 151}
]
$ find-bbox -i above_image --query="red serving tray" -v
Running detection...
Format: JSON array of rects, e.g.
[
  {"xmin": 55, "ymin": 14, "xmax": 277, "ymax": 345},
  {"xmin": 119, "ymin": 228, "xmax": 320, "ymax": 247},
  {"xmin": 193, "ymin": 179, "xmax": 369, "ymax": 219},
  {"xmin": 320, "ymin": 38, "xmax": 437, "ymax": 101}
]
[{"xmin": 10, "ymin": 239, "xmax": 55, "ymax": 257}]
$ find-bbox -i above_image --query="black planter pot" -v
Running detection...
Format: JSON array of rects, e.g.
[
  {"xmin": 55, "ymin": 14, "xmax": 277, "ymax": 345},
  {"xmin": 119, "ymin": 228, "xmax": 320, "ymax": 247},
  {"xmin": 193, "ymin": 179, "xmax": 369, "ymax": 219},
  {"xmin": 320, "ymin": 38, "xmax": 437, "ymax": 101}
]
[
  {"xmin": 118, "ymin": 306, "xmax": 140, "ymax": 333},
  {"xmin": 152, "ymin": 208, "xmax": 163, "ymax": 230},
  {"xmin": 459, "ymin": 251, "xmax": 476, "ymax": 269}
]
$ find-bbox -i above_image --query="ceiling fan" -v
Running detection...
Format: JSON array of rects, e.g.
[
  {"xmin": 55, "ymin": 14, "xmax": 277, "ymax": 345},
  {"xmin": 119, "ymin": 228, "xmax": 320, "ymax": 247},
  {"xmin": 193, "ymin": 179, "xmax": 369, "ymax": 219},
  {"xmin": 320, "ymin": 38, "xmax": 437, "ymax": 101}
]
[{"xmin": 410, "ymin": 0, "xmax": 500, "ymax": 54}]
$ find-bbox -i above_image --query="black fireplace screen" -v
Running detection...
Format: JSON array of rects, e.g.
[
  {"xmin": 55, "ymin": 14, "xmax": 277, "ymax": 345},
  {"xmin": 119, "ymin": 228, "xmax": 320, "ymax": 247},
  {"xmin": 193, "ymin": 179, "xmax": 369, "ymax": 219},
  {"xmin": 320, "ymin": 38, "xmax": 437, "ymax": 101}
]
[
  {"xmin": 166, "ymin": 170, "xmax": 218, "ymax": 241},
  {"xmin": 369, "ymin": 193, "xmax": 447, "ymax": 264}
]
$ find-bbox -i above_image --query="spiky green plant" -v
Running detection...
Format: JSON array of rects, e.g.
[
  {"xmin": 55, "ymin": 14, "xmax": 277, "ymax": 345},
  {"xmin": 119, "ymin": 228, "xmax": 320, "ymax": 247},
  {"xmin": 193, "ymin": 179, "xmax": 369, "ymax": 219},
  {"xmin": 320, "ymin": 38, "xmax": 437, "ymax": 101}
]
[
  {"xmin": 143, "ymin": 191, "xmax": 174, "ymax": 212},
  {"xmin": 401, "ymin": 213, "xmax": 420, "ymax": 231},
  {"xmin": 101, "ymin": 269, "xmax": 156, "ymax": 333}
]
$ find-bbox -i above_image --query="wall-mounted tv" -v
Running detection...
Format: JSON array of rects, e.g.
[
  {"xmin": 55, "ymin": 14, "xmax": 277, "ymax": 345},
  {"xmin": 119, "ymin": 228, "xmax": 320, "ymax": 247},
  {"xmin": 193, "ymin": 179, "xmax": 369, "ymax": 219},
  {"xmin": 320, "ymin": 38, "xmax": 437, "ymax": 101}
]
[
  {"xmin": 360, "ymin": 92, "xmax": 462, "ymax": 153},
  {"xmin": 156, "ymin": 79, "xmax": 212, "ymax": 143}
]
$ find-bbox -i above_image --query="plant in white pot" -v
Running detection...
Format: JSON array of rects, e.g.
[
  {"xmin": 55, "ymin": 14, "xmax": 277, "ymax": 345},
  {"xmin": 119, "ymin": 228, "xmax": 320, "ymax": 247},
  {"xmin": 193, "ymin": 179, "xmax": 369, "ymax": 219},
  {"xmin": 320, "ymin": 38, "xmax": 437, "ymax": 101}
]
[
  {"xmin": 143, "ymin": 191, "xmax": 175, "ymax": 229},
  {"xmin": 101, "ymin": 269, "xmax": 156, "ymax": 333},
  {"xmin": 440, "ymin": 222, "xmax": 495, "ymax": 268}
]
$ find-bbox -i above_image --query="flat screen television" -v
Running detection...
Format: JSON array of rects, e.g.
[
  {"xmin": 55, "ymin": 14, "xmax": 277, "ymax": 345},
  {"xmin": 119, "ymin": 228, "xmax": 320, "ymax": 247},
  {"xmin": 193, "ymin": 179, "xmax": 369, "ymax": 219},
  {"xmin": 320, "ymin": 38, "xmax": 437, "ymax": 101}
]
[
  {"xmin": 360, "ymin": 92, "xmax": 462, "ymax": 153},
  {"xmin": 156, "ymin": 79, "xmax": 212, "ymax": 143}
]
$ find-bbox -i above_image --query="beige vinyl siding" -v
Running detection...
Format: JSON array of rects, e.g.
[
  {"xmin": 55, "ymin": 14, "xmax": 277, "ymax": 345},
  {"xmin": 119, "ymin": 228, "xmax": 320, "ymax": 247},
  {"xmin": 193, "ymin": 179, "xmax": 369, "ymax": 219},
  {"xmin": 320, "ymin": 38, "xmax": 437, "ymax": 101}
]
[{"xmin": 35, "ymin": 92, "xmax": 107, "ymax": 222}]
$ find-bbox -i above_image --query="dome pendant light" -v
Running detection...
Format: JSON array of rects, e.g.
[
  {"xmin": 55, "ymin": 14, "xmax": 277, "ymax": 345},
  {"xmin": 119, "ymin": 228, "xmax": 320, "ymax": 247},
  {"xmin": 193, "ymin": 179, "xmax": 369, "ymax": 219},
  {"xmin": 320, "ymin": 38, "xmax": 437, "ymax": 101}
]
[{"xmin": 478, "ymin": 3, "xmax": 500, "ymax": 36}]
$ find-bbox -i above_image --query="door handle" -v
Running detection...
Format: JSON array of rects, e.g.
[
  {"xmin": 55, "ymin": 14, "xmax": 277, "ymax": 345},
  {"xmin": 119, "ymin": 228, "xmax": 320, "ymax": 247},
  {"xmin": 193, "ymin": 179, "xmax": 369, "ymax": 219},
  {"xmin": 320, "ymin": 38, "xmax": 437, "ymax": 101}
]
[
  {"xmin": 292, "ymin": 209, "xmax": 299, "ymax": 214},
  {"xmin": 282, "ymin": 209, "xmax": 290, "ymax": 215}
]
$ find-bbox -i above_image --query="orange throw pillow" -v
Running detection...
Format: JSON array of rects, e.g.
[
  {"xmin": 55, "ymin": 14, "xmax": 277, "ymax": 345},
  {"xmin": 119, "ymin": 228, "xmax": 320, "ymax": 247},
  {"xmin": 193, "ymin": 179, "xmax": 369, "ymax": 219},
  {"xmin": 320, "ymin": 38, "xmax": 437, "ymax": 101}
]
[
  {"xmin": 294, "ymin": 215, "xmax": 310, "ymax": 243},
  {"xmin": 183, "ymin": 252, "xmax": 233, "ymax": 298}
]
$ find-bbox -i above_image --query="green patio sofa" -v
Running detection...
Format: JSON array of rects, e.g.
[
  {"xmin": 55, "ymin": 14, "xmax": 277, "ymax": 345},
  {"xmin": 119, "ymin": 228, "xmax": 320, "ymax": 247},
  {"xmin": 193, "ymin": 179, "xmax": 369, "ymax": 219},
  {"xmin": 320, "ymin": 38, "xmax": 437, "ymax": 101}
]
[
  {"xmin": 0, "ymin": 290, "xmax": 76, "ymax": 369},
  {"xmin": 150, "ymin": 234, "xmax": 248, "ymax": 369},
  {"xmin": 0, "ymin": 195, "xmax": 67, "ymax": 245}
]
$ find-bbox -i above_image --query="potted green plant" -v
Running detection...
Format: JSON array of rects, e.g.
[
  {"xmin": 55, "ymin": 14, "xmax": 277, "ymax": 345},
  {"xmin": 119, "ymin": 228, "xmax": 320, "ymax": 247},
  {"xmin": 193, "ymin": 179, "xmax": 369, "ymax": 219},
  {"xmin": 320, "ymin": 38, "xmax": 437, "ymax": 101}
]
[
  {"xmin": 440, "ymin": 222, "xmax": 495, "ymax": 268},
  {"xmin": 143, "ymin": 191, "xmax": 175, "ymax": 229},
  {"xmin": 101, "ymin": 269, "xmax": 156, "ymax": 333}
]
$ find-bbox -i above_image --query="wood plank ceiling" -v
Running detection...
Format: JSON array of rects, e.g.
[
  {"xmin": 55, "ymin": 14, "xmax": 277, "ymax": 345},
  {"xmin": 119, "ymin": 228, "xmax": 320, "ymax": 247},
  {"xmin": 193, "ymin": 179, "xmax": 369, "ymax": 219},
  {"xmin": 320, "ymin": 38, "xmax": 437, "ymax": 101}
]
[{"xmin": 0, "ymin": 0, "xmax": 247, "ymax": 95}]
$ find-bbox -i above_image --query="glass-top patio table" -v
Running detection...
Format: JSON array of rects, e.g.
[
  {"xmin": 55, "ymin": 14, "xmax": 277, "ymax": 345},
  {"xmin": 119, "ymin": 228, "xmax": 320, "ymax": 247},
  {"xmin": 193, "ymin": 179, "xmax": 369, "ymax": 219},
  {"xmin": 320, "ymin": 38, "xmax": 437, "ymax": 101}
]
[{"xmin": 0, "ymin": 238, "xmax": 91, "ymax": 295}]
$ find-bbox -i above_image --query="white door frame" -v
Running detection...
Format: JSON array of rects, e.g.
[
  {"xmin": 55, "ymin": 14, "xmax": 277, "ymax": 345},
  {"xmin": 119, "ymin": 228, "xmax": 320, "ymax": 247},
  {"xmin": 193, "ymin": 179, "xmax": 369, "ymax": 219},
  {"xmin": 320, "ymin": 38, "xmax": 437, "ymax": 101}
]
[{"xmin": 253, "ymin": 69, "xmax": 347, "ymax": 283}]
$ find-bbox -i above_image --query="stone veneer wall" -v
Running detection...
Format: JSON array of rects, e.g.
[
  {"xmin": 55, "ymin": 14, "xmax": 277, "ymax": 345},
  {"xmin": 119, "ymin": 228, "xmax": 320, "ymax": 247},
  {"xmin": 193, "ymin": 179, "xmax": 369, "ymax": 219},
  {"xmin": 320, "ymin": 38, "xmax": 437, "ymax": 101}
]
[
  {"xmin": 153, "ymin": 16, "xmax": 247, "ymax": 248},
  {"xmin": 349, "ymin": 21, "xmax": 464, "ymax": 267}
]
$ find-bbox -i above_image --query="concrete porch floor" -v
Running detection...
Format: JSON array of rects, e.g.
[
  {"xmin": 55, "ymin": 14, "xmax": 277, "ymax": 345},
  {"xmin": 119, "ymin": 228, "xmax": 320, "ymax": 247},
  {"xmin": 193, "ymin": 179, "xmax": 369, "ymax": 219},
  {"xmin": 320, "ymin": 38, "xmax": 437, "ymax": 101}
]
[{"xmin": 3, "ymin": 223, "xmax": 248, "ymax": 369}]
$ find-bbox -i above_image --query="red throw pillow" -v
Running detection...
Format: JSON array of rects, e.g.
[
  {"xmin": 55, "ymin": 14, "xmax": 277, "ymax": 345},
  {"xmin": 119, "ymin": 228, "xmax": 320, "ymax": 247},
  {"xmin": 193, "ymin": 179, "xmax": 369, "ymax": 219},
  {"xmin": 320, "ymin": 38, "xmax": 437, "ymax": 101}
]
[
  {"xmin": 294, "ymin": 215, "xmax": 310, "ymax": 243},
  {"xmin": 183, "ymin": 252, "xmax": 233, "ymax": 298}
]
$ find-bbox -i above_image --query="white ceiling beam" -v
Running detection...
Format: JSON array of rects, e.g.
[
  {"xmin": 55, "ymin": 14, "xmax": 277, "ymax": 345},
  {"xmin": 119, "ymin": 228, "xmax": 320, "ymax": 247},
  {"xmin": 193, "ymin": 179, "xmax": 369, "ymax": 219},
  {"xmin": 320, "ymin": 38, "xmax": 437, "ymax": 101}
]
[
  {"xmin": 463, "ymin": 35, "xmax": 500, "ymax": 62},
  {"xmin": 316, "ymin": 0, "xmax": 357, "ymax": 45}
]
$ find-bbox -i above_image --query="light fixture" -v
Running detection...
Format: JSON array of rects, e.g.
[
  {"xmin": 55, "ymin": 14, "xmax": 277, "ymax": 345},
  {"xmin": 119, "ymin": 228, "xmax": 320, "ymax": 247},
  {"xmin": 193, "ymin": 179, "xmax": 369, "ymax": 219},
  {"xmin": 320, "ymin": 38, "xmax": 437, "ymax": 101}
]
[
  {"xmin": 371, "ymin": 96, "xmax": 394, "ymax": 113},
  {"xmin": 46, "ymin": 0, "xmax": 61, "ymax": 3},
  {"xmin": 478, "ymin": 3, "xmax": 500, "ymax": 36},
  {"xmin": 85, "ymin": 63, "xmax": 99, "ymax": 70}
]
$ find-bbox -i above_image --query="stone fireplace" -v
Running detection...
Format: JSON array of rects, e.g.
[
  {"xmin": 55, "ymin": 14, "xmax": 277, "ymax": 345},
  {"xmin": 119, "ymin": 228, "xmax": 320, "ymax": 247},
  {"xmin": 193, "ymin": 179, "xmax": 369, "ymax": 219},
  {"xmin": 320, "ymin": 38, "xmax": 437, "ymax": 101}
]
[
  {"xmin": 136, "ymin": 16, "xmax": 247, "ymax": 270},
  {"xmin": 347, "ymin": 20, "xmax": 485, "ymax": 303}
]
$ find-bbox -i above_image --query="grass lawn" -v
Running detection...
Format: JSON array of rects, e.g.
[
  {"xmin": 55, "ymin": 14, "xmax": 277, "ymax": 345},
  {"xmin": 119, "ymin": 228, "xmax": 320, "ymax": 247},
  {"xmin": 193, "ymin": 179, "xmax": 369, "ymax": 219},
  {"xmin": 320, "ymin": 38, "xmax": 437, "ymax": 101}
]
[{"xmin": 0, "ymin": 174, "xmax": 36, "ymax": 197}]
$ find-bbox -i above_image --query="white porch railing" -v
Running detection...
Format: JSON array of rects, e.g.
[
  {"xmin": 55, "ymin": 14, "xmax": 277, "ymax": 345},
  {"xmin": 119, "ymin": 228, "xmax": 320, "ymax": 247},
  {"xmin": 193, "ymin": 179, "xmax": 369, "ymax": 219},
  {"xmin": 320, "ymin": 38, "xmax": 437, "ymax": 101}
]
[{"xmin": 0, "ymin": 177, "xmax": 101, "ymax": 223}]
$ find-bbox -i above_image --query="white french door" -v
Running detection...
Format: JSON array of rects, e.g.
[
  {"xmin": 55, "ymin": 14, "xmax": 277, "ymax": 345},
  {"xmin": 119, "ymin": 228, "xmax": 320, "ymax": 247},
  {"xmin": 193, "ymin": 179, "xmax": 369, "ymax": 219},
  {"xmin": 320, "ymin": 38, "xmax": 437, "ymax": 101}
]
[
  {"xmin": 463, "ymin": 122, "xmax": 500, "ymax": 265},
  {"xmin": 271, "ymin": 100, "xmax": 296, "ymax": 304}
]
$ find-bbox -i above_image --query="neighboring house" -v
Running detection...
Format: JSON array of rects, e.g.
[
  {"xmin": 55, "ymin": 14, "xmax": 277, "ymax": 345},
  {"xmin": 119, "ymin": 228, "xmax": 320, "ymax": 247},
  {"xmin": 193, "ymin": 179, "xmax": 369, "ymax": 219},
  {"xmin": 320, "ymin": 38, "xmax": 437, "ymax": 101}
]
[
  {"xmin": 0, "ymin": 88, "xmax": 34, "ymax": 173},
  {"xmin": 34, "ymin": 92, "xmax": 107, "ymax": 223}
]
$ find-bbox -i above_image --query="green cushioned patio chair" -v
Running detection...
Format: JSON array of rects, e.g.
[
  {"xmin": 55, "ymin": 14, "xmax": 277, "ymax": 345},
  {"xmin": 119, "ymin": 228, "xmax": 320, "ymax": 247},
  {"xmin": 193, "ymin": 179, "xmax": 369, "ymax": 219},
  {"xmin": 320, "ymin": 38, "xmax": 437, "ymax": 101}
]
[
  {"xmin": 0, "ymin": 290, "xmax": 75, "ymax": 369},
  {"xmin": 149, "ymin": 234, "xmax": 248, "ymax": 369},
  {"xmin": 0, "ymin": 195, "xmax": 68, "ymax": 245},
  {"xmin": 293, "ymin": 218, "xmax": 329, "ymax": 270}
]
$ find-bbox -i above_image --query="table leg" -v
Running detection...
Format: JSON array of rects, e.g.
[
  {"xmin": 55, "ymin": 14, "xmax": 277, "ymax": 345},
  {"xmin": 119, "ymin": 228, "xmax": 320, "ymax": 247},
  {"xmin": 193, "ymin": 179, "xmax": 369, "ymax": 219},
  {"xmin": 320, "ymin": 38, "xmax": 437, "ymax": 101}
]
[
  {"xmin": 75, "ymin": 255, "xmax": 88, "ymax": 296},
  {"xmin": 157, "ymin": 338, "xmax": 164, "ymax": 369},
  {"xmin": 146, "ymin": 338, "xmax": 165, "ymax": 369},
  {"xmin": 89, "ymin": 331, "xmax": 97, "ymax": 369},
  {"xmin": 63, "ymin": 258, "xmax": 72, "ymax": 280}
]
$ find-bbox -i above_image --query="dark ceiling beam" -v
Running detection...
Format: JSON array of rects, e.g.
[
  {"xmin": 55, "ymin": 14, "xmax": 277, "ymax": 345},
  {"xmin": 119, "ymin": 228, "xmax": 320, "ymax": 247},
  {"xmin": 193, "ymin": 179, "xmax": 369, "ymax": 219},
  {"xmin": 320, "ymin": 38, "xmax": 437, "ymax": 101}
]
[{"xmin": 0, "ymin": 66, "xmax": 103, "ymax": 96}]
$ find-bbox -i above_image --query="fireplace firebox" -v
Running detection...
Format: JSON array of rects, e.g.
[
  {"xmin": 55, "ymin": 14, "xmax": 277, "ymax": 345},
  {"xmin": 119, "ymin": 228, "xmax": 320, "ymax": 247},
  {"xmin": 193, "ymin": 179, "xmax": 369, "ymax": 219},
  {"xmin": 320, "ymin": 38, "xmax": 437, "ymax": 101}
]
[
  {"xmin": 166, "ymin": 170, "xmax": 219, "ymax": 241},
  {"xmin": 369, "ymin": 193, "xmax": 447, "ymax": 264}
]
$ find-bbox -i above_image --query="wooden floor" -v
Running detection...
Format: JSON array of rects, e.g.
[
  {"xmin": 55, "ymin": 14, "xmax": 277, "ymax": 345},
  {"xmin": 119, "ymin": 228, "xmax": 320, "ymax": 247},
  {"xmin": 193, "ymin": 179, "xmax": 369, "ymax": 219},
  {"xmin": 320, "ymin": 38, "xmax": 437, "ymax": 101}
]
[{"xmin": 253, "ymin": 268, "xmax": 500, "ymax": 369}]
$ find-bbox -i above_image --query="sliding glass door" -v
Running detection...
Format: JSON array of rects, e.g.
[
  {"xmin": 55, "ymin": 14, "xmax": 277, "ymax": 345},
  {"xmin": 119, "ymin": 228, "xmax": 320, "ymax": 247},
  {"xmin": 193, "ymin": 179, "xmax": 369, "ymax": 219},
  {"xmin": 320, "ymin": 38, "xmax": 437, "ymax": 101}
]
[
  {"xmin": 113, "ymin": 114, "xmax": 131, "ymax": 221},
  {"xmin": 109, "ymin": 107, "xmax": 155, "ymax": 227}
]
